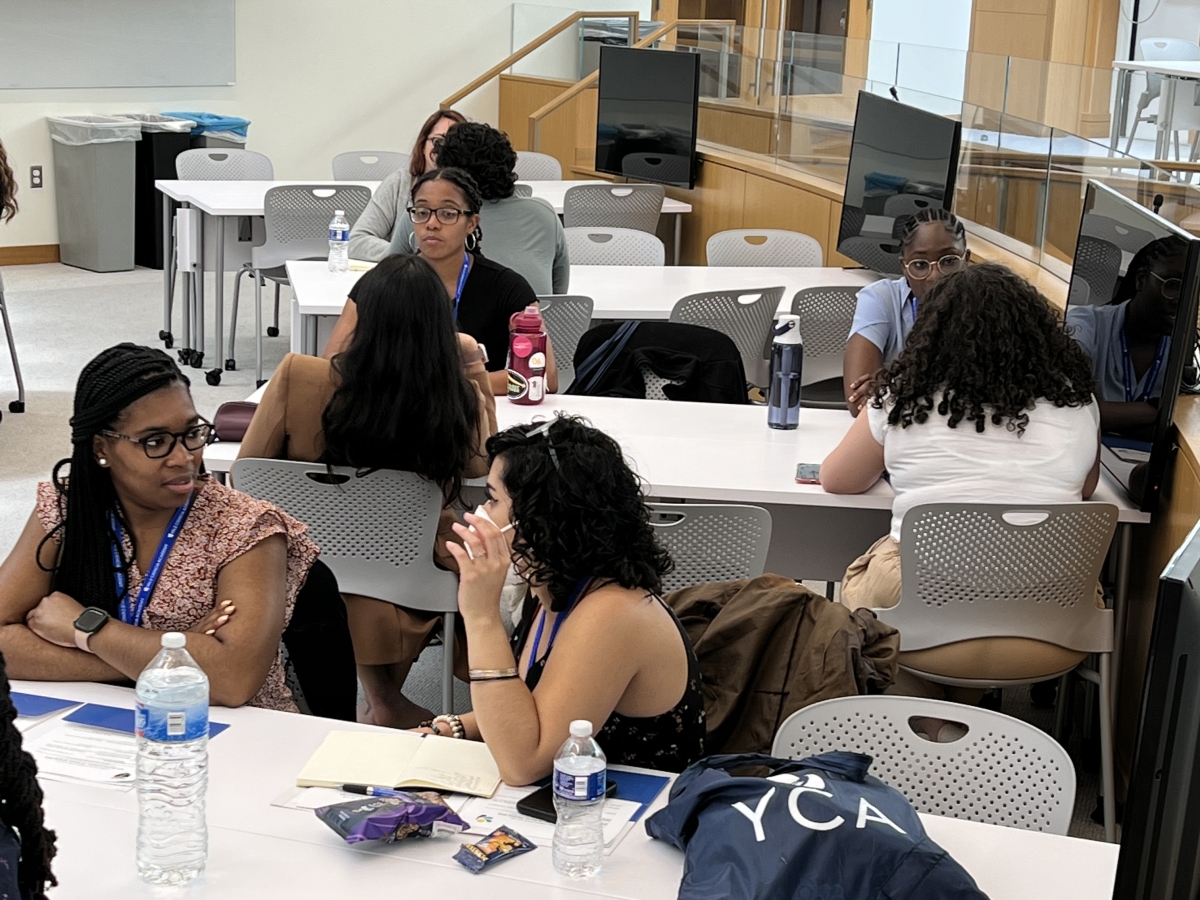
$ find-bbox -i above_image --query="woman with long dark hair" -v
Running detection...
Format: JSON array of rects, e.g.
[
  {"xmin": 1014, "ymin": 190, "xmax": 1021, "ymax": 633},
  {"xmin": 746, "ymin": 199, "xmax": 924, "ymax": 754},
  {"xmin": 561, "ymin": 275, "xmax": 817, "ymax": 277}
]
[
  {"xmin": 348, "ymin": 107, "xmax": 467, "ymax": 261},
  {"xmin": 239, "ymin": 253, "xmax": 495, "ymax": 726},
  {"xmin": 0, "ymin": 137, "xmax": 17, "ymax": 224},
  {"xmin": 0, "ymin": 344, "xmax": 318, "ymax": 711},
  {"xmin": 822, "ymin": 264, "xmax": 1101, "ymax": 694},
  {"xmin": 421, "ymin": 416, "xmax": 705, "ymax": 782},
  {"xmin": 326, "ymin": 167, "xmax": 558, "ymax": 396}
]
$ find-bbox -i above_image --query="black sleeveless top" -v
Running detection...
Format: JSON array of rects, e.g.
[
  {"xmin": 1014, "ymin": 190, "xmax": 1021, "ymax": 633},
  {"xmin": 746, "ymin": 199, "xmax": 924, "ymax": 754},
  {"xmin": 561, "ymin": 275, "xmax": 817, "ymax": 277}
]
[{"xmin": 513, "ymin": 590, "xmax": 706, "ymax": 773}]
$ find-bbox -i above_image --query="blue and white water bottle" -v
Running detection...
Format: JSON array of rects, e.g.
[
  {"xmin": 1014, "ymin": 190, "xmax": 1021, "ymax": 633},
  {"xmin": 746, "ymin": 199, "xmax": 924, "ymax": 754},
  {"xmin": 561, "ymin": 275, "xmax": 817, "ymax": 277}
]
[
  {"xmin": 552, "ymin": 720, "xmax": 606, "ymax": 877},
  {"xmin": 328, "ymin": 209, "xmax": 350, "ymax": 273},
  {"xmin": 135, "ymin": 632, "xmax": 209, "ymax": 885},
  {"xmin": 767, "ymin": 314, "xmax": 803, "ymax": 430}
]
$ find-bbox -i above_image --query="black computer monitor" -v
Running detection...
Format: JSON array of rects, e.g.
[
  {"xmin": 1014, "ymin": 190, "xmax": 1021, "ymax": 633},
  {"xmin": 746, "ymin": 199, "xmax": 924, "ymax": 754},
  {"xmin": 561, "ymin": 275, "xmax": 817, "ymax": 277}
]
[
  {"xmin": 835, "ymin": 90, "xmax": 962, "ymax": 276},
  {"xmin": 1114, "ymin": 519, "xmax": 1200, "ymax": 898},
  {"xmin": 1064, "ymin": 181, "xmax": 1200, "ymax": 513},
  {"xmin": 595, "ymin": 46, "xmax": 700, "ymax": 189}
]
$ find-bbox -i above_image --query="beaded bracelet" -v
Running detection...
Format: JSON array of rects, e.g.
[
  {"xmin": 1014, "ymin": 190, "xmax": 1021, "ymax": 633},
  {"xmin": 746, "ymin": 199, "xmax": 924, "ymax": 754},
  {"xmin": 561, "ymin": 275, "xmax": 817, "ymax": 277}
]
[{"xmin": 431, "ymin": 714, "xmax": 465, "ymax": 740}]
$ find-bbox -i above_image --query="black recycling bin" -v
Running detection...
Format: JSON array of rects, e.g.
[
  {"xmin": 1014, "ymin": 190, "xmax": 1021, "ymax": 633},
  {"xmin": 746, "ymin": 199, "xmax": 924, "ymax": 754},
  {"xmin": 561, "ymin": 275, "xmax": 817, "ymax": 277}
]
[{"xmin": 117, "ymin": 114, "xmax": 196, "ymax": 270}]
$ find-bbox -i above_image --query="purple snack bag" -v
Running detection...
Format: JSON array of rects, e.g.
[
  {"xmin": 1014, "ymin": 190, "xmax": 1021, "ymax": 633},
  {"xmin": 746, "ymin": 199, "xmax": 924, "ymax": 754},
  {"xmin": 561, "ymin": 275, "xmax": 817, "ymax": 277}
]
[{"xmin": 316, "ymin": 792, "xmax": 467, "ymax": 844}]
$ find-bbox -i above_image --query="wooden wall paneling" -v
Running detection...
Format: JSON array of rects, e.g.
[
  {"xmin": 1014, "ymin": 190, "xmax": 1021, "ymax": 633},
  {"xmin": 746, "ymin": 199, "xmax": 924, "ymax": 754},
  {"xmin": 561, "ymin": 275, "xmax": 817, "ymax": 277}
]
[
  {"xmin": 826, "ymin": 204, "xmax": 859, "ymax": 267},
  {"xmin": 975, "ymin": 0, "xmax": 1050, "ymax": 14},
  {"xmin": 970, "ymin": 12, "xmax": 1050, "ymax": 59},
  {"xmin": 1043, "ymin": 176, "xmax": 1086, "ymax": 264},
  {"xmin": 698, "ymin": 104, "xmax": 776, "ymax": 155},
  {"xmin": 534, "ymin": 99, "xmax": 583, "ymax": 179},
  {"xmin": 1001, "ymin": 177, "xmax": 1041, "ymax": 246},
  {"xmin": 0, "ymin": 245, "xmax": 60, "ymax": 266},
  {"xmin": 677, "ymin": 161, "xmax": 747, "ymax": 264},
  {"xmin": 963, "ymin": 51, "xmax": 1010, "ymax": 115},
  {"xmin": 499, "ymin": 75, "xmax": 574, "ymax": 152},
  {"xmin": 843, "ymin": 0, "xmax": 871, "ymax": 80},
  {"xmin": 573, "ymin": 85, "xmax": 599, "ymax": 172},
  {"xmin": 743, "ymin": 173, "xmax": 832, "ymax": 257}
]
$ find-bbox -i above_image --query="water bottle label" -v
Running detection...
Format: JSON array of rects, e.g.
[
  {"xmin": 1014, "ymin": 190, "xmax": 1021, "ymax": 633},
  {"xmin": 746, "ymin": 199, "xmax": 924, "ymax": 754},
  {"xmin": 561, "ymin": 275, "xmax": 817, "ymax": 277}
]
[
  {"xmin": 136, "ymin": 701, "xmax": 209, "ymax": 742},
  {"xmin": 529, "ymin": 352, "xmax": 546, "ymax": 370},
  {"xmin": 507, "ymin": 369, "xmax": 528, "ymax": 401},
  {"xmin": 329, "ymin": 227, "xmax": 350, "ymax": 242},
  {"xmin": 528, "ymin": 376, "xmax": 543, "ymax": 402},
  {"xmin": 553, "ymin": 768, "xmax": 605, "ymax": 802}
]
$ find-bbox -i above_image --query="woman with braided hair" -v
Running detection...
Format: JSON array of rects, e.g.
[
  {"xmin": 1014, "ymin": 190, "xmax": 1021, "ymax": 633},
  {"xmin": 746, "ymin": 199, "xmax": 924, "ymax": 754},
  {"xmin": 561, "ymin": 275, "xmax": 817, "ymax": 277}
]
[
  {"xmin": 0, "ymin": 651, "xmax": 56, "ymax": 900},
  {"xmin": 0, "ymin": 343, "xmax": 323, "ymax": 711}
]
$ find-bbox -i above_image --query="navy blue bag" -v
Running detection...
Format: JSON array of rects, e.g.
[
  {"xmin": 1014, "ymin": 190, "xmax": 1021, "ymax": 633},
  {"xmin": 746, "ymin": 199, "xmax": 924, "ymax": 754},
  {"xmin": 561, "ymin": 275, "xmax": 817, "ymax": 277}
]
[{"xmin": 646, "ymin": 751, "xmax": 990, "ymax": 900}]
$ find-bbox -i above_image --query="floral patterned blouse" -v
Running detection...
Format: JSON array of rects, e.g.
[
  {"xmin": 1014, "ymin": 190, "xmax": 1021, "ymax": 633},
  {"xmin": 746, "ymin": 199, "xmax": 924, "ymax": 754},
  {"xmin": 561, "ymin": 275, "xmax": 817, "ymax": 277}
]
[{"xmin": 36, "ymin": 476, "xmax": 319, "ymax": 712}]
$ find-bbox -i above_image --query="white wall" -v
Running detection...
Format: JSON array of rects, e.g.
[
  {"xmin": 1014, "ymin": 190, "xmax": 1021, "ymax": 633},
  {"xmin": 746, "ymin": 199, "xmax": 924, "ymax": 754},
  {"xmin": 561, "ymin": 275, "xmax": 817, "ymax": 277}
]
[
  {"xmin": 0, "ymin": 0, "xmax": 650, "ymax": 249},
  {"xmin": 1116, "ymin": 0, "xmax": 1200, "ymax": 63},
  {"xmin": 866, "ymin": 0, "xmax": 973, "ymax": 110}
]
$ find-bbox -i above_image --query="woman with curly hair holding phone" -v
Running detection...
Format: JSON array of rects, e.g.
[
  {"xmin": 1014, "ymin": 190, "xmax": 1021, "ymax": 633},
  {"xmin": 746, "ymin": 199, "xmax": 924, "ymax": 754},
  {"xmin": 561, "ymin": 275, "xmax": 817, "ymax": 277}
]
[
  {"xmin": 821, "ymin": 264, "xmax": 1101, "ymax": 694},
  {"xmin": 420, "ymin": 416, "xmax": 705, "ymax": 784}
]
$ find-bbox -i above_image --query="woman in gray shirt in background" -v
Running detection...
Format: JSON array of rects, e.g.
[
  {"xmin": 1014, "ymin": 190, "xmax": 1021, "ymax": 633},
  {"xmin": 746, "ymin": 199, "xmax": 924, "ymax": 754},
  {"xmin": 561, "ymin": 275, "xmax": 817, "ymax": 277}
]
[
  {"xmin": 348, "ymin": 108, "xmax": 466, "ymax": 261},
  {"xmin": 388, "ymin": 122, "xmax": 570, "ymax": 296}
]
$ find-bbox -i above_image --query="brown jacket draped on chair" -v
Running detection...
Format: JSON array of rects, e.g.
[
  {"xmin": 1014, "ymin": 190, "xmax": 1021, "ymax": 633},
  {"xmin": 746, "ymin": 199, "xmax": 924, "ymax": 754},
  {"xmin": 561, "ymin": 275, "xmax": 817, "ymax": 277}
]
[{"xmin": 666, "ymin": 574, "xmax": 900, "ymax": 755}]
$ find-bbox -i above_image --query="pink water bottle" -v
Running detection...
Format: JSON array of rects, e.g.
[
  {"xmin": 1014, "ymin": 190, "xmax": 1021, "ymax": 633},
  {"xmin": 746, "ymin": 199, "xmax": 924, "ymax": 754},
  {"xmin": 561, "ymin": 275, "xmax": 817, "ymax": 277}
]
[{"xmin": 507, "ymin": 306, "xmax": 547, "ymax": 405}]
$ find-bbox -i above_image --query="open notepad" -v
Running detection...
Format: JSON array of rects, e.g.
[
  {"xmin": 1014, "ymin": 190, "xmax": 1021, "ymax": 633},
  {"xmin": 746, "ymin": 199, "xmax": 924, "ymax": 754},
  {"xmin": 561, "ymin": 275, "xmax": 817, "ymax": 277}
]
[{"xmin": 296, "ymin": 731, "xmax": 501, "ymax": 798}]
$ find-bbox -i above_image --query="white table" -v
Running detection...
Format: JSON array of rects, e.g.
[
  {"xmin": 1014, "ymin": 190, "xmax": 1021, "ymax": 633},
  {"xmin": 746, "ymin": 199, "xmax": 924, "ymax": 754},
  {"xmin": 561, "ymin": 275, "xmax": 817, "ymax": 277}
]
[
  {"xmin": 27, "ymin": 681, "xmax": 1119, "ymax": 899},
  {"xmin": 287, "ymin": 260, "xmax": 879, "ymax": 366},
  {"xmin": 1110, "ymin": 59, "xmax": 1200, "ymax": 159}
]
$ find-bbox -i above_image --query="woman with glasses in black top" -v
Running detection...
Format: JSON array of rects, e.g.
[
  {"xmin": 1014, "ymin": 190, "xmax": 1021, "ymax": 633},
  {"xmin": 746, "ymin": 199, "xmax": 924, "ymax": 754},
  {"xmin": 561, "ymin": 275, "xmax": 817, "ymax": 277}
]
[{"xmin": 326, "ymin": 167, "xmax": 558, "ymax": 396}]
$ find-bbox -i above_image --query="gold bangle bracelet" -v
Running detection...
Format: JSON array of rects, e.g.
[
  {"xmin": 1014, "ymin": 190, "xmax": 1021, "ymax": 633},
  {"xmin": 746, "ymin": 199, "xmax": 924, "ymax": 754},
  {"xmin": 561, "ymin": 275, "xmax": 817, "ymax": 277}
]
[{"xmin": 468, "ymin": 667, "xmax": 518, "ymax": 680}]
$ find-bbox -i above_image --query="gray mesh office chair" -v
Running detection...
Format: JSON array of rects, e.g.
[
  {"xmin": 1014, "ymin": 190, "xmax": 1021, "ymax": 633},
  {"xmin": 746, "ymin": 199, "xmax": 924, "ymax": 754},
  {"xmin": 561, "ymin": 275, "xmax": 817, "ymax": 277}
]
[
  {"xmin": 1073, "ymin": 236, "xmax": 1122, "ymax": 306},
  {"xmin": 234, "ymin": 185, "xmax": 372, "ymax": 384},
  {"xmin": 0, "ymin": 271, "xmax": 25, "ymax": 421},
  {"xmin": 669, "ymin": 286, "xmax": 784, "ymax": 386},
  {"xmin": 331, "ymin": 151, "xmax": 409, "ymax": 181},
  {"xmin": 537, "ymin": 294, "xmax": 594, "ymax": 390},
  {"xmin": 877, "ymin": 502, "xmax": 1118, "ymax": 840},
  {"xmin": 649, "ymin": 503, "xmax": 772, "ymax": 594},
  {"xmin": 1082, "ymin": 214, "xmax": 1156, "ymax": 255},
  {"xmin": 836, "ymin": 236, "xmax": 901, "ymax": 275},
  {"xmin": 772, "ymin": 696, "xmax": 1077, "ymax": 835},
  {"xmin": 563, "ymin": 184, "xmax": 665, "ymax": 234},
  {"xmin": 514, "ymin": 151, "xmax": 562, "ymax": 181},
  {"xmin": 1067, "ymin": 276, "xmax": 1092, "ymax": 307},
  {"xmin": 564, "ymin": 227, "xmax": 665, "ymax": 266},
  {"xmin": 230, "ymin": 460, "xmax": 459, "ymax": 714},
  {"xmin": 513, "ymin": 184, "xmax": 534, "ymax": 198},
  {"xmin": 175, "ymin": 148, "xmax": 274, "ymax": 181},
  {"xmin": 1124, "ymin": 38, "xmax": 1200, "ymax": 158},
  {"xmin": 882, "ymin": 193, "xmax": 939, "ymax": 219},
  {"xmin": 706, "ymin": 229, "xmax": 823, "ymax": 267},
  {"xmin": 621, "ymin": 153, "xmax": 691, "ymax": 185},
  {"xmin": 790, "ymin": 285, "xmax": 860, "ymax": 409}
]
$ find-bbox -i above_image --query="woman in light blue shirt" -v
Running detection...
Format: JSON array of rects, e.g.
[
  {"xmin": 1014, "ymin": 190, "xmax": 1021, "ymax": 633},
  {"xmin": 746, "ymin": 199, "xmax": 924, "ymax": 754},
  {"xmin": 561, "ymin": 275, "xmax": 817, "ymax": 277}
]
[{"xmin": 843, "ymin": 208, "xmax": 969, "ymax": 414}]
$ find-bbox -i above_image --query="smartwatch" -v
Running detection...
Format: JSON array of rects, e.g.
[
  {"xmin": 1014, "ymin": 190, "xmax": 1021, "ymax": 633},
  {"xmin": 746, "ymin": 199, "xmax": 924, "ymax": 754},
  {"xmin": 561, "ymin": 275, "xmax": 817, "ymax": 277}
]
[{"xmin": 73, "ymin": 607, "xmax": 111, "ymax": 653}]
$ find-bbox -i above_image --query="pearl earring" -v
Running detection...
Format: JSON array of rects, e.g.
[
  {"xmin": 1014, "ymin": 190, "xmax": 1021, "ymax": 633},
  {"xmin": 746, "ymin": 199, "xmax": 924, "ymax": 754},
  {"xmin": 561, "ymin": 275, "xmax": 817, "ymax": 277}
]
[{"xmin": 97, "ymin": 457, "xmax": 107, "ymax": 467}]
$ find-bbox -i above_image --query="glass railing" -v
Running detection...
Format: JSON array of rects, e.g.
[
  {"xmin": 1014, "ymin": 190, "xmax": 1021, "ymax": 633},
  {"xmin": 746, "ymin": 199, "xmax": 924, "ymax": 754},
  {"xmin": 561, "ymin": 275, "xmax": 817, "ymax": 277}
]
[{"xmin": 509, "ymin": 3, "xmax": 656, "ymax": 82}]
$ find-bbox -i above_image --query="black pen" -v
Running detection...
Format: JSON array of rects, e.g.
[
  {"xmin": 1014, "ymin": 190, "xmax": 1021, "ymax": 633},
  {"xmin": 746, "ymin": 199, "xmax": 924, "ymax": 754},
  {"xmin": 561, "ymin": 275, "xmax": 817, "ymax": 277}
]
[{"xmin": 338, "ymin": 783, "xmax": 404, "ymax": 798}]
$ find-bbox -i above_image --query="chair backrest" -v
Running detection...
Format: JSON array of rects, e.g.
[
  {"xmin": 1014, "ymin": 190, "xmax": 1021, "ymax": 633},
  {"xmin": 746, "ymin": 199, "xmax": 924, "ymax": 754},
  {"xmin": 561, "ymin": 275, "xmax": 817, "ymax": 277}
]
[
  {"xmin": 1072, "ymin": 236, "xmax": 1122, "ymax": 306},
  {"xmin": 881, "ymin": 193, "xmax": 939, "ymax": 219},
  {"xmin": 252, "ymin": 184, "xmax": 373, "ymax": 270},
  {"xmin": 835, "ymin": 235, "xmax": 902, "ymax": 275},
  {"xmin": 706, "ymin": 229, "xmax": 823, "ymax": 267},
  {"xmin": 1141, "ymin": 38, "xmax": 1200, "ymax": 62},
  {"xmin": 649, "ymin": 503, "xmax": 772, "ymax": 593},
  {"xmin": 536, "ymin": 294, "xmax": 594, "ymax": 390},
  {"xmin": 562, "ymin": 184, "xmax": 665, "ymax": 234},
  {"xmin": 1066, "ymin": 276, "xmax": 1091, "ymax": 307},
  {"xmin": 620, "ymin": 152, "xmax": 692, "ymax": 185},
  {"xmin": 565, "ymin": 227, "xmax": 665, "ymax": 266},
  {"xmin": 669, "ymin": 285, "xmax": 784, "ymax": 382},
  {"xmin": 514, "ymin": 151, "xmax": 563, "ymax": 181},
  {"xmin": 771, "ymin": 695, "xmax": 1077, "ymax": 835},
  {"xmin": 1081, "ymin": 214, "xmax": 1156, "ymax": 255},
  {"xmin": 175, "ymin": 148, "xmax": 274, "ymax": 180},
  {"xmin": 880, "ymin": 503, "xmax": 1117, "ymax": 653},
  {"xmin": 789, "ymin": 286, "xmax": 860, "ymax": 385},
  {"xmin": 230, "ymin": 460, "xmax": 458, "ymax": 611},
  {"xmin": 331, "ymin": 150, "xmax": 409, "ymax": 181}
]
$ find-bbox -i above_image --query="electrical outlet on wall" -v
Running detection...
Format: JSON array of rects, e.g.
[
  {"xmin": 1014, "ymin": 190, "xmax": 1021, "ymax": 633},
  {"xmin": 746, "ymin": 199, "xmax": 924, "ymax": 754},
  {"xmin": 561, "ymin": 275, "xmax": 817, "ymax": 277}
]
[{"xmin": 30, "ymin": 165, "xmax": 43, "ymax": 188}]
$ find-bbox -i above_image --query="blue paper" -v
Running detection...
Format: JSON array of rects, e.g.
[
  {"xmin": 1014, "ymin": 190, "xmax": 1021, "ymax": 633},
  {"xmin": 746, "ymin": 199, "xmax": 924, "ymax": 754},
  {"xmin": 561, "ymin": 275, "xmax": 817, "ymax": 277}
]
[
  {"xmin": 12, "ymin": 693, "xmax": 79, "ymax": 719},
  {"xmin": 64, "ymin": 703, "xmax": 229, "ymax": 738},
  {"xmin": 607, "ymin": 770, "xmax": 670, "ymax": 821}
]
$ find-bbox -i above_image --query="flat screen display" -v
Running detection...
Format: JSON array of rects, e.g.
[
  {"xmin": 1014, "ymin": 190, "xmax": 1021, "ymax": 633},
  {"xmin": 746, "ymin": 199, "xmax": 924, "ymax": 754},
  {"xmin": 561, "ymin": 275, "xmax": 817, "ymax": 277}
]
[
  {"xmin": 595, "ymin": 46, "xmax": 700, "ymax": 189},
  {"xmin": 1064, "ymin": 180, "xmax": 1200, "ymax": 512},
  {"xmin": 835, "ymin": 90, "xmax": 962, "ymax": 276}
]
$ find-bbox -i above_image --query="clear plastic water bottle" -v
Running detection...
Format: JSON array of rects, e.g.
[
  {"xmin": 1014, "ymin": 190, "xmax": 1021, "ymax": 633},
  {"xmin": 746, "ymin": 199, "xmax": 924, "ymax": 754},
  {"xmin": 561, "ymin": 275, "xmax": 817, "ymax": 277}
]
[
  {"xmin": 135, "ymin": 632, "xmax": 209, "ymax": 885},
  {"xmin": 328, "ymin": 209, "xmax": 350, "ymax": 273},
  {"xmin": 552, "ymin": 719, "xmax": 606, "ymax": 877},
  {"xmin": 767, "ymin": 314, "xmax": 803, "ymax": 430}
]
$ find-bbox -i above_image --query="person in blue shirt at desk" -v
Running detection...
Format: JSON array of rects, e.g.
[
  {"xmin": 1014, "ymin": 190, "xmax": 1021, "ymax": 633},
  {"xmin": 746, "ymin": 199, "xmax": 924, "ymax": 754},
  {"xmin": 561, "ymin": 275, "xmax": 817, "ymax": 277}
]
[
  {"xmin": 1065, "ymin": 235, "xmax": 1188, "ymax": 441},
  {"xmin": 843, "ymin": 208, "xmax": 970, "ymax": 414}
]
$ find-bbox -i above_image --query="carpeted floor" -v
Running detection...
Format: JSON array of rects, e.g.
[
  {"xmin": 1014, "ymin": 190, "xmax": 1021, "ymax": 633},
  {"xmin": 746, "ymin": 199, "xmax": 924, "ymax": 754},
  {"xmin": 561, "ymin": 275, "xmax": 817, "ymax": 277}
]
[{"xmin": 0, "ymin": 262, "xmax": 1110, "ymax": 842}]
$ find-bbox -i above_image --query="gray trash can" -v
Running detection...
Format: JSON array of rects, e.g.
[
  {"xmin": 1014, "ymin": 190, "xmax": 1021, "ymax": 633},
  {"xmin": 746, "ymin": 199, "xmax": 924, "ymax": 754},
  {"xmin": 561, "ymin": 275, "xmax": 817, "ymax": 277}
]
[{"xmin": 48, "ymin": 115, "xmax": 142, "ymax": 272}]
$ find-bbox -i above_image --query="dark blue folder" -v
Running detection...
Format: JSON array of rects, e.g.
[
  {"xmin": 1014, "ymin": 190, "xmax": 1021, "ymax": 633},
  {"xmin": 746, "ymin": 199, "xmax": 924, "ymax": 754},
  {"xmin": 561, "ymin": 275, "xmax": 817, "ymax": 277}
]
[
  {"xmin": 12, "ymin": 693, "xmax": 80, "ymax": 719},
  {"xmin": 64, "ymin": 703, "xmax": 229, "ymax": 737}
]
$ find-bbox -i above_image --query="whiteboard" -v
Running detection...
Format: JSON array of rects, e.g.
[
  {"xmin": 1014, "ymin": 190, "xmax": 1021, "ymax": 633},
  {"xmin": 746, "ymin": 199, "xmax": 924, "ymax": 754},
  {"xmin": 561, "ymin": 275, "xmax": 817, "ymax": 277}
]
[{"xmin": 0, "ymin": 0, "xmax": 236, "ymax": 89}]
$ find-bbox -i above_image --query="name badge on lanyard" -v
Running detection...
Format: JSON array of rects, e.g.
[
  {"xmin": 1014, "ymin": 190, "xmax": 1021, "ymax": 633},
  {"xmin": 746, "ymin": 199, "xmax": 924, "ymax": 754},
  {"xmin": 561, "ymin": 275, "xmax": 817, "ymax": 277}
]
[
  {"xmin": 451, "ymin": 253, "xmax": 471, "ymax": 322},
  {"xmin": 1119, "ymin": 330, "xmax": 1168, "ymax": 404},
  {"xmin": 110, "ymin": 494, "xmax": 194, "ymax": 628}
]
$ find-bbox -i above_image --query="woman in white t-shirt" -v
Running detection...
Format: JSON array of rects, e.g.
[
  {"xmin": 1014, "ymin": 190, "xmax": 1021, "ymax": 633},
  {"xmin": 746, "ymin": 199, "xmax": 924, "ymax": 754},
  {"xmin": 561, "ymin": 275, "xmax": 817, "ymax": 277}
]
[{"xmin": 821, "ymin": 264, "xmax": 1101, "ymax": 691}]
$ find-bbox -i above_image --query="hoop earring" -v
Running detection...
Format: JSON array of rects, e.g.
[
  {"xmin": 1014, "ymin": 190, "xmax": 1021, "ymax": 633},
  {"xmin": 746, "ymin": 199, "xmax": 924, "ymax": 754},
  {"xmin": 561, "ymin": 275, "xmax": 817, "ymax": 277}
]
[
  {"xmin": 408, "ymin": 231, "xmax": 418, "ymax": 253},
  {"xmin": 465, "ymin": 232, "xmax": 478, "ymax": 253}
]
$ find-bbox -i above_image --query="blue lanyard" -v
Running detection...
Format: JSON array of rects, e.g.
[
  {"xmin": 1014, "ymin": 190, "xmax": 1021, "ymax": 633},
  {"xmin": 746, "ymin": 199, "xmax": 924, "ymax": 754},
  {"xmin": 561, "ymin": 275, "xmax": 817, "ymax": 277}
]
[
  {"xmin": 109, "ymin": 494, "xmax": 193, "ymax": 627},
  {"xmin": 907, "ymin": 291, "xmax": 918, "ymax": 321},
  {"xmin": 451, "ymin": 253, "xmax": 471, "ymax": 321},
  {"xmin": 1119, "ymin": 330, "xmax": 1168, "ymax": 403},
  {"xmin": 528, "ymin": 577, "xmax": 593, "ymax": 666}
]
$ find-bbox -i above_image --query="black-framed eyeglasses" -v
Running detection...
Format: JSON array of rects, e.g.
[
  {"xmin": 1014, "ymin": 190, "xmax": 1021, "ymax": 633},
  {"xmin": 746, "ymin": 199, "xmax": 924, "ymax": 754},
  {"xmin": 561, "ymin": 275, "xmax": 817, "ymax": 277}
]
[
  {"xmin": 1150, "ymin": 270, "xmax": 1183, "ymax": 300},
  {"xmin": 407, "ymin": 206, "xmax": 472, "ymax": 225},
  {"xmin": 100, "ymin": 422, "xmax": 215, "ymax": 459},
  {"xmin": 903, "ymin": 255, "xmax": 966, "ymax": 280},
  {"xmin": 425, "ymin": 135, "xmax": 445, "ymax": 149}
]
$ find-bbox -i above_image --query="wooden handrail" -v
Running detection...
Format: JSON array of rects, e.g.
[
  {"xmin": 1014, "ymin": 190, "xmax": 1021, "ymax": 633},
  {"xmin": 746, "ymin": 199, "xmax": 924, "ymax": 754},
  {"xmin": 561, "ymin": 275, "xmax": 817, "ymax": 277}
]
[
  {"xmin": 440, "ymin": 10, "xmax": 640, "ymax": 110},
  {"xmin": 525, "ymin": 19, "xmax": 724, "ymax": 150}
]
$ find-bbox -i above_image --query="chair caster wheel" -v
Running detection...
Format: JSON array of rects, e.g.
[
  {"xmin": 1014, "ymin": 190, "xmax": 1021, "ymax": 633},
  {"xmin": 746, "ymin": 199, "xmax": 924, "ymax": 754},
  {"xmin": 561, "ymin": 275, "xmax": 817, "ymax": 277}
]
[
  {"xmin": 267, "ymin": 326, "xmax": 279, "ymax": 338},
  {"xmin": 160, "ymin": 330, "xmax": 174, "ymax": 349},
  {"xmin": 190, "ymin": 352, "xmax": 205, "ymax": 369},
  {"xmin": 177, "ymin": 348, "xmax": 193, "ymax": 366},
  {"xmin": 8, "ymin": 401, "xmax": 24, "ymax": 413},
  {"xmin": 225, "ymin": 359, "xmax": 237, "ymax": 371},
  {"xmin": 206, "ymin": 370, "xmax": 222, "ymax": 386},
  {"xmin": 256, "ymin": 379, "xmax": 268, "ymax": 388}
]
